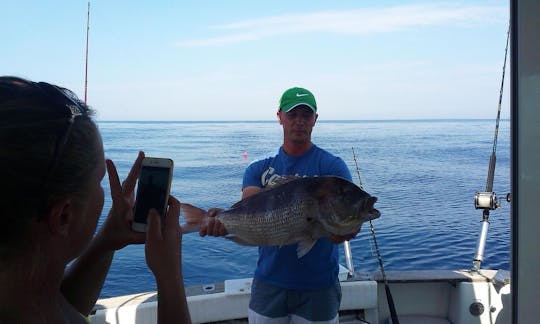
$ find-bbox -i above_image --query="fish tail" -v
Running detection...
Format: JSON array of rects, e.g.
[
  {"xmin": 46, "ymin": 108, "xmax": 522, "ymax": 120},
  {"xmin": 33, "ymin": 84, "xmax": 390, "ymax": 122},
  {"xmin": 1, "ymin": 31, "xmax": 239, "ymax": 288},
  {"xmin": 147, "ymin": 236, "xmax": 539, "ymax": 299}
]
[{"xmin": 180, "ymin": 203, "xmax": 208, "ymax": 233}]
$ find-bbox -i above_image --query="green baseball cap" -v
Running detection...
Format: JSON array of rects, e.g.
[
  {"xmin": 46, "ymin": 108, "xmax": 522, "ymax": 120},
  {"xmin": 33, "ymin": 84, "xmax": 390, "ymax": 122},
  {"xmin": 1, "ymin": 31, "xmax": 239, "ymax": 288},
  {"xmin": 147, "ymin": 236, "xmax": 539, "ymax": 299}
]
[{"xmin": 279, "ymin": 87, "xmax": 317, "ymax": 113}]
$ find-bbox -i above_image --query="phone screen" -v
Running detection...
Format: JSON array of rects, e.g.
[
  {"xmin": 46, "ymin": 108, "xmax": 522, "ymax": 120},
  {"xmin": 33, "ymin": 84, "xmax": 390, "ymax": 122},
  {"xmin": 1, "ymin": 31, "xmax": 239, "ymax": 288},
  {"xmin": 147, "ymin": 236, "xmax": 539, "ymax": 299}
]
[{"xmin": 133, "ymin": 165, "xmax": 171, "ymax": 225}]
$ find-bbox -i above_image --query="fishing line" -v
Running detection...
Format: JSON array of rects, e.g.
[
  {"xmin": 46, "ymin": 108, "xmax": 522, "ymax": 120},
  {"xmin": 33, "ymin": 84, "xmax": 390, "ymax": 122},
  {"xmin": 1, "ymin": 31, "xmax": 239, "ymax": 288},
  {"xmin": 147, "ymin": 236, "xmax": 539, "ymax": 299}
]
[{"xmin": 352, "ymin": 147, "xmax": 399, "ymax": 324}]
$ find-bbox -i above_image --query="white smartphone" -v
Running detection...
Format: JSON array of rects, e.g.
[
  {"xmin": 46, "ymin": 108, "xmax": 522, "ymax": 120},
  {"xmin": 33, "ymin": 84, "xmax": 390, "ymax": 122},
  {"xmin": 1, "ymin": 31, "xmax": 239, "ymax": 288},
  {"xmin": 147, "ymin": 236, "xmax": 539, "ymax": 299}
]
[{"xmin": 132, "ymin": 157, "xmax": 174, "ymax": 232}]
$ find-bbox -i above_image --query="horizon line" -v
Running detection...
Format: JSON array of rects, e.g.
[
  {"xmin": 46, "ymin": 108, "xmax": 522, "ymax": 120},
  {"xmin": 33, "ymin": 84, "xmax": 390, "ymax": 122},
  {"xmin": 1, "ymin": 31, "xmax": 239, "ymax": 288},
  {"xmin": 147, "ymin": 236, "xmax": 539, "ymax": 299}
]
[{"xmin": 97, "ymin": 118, "xmax": 508, "ymax": 123}]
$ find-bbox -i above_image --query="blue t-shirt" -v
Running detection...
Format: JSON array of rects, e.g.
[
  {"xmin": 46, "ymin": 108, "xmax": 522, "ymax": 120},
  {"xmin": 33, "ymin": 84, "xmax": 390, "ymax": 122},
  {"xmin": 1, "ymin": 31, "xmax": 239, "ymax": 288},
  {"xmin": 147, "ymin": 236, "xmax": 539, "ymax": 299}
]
[{"xmin": 242, "ymin": 144, "xmax": 352, "ymax": 290}]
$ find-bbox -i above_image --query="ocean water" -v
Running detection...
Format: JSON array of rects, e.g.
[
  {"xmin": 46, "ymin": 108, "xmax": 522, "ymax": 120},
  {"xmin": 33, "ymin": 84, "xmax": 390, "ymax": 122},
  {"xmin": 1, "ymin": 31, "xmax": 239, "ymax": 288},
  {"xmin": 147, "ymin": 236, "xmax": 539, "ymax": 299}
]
[{"xmin": 97, "ymin": 120, "xmax": 511, "ymax": 299}]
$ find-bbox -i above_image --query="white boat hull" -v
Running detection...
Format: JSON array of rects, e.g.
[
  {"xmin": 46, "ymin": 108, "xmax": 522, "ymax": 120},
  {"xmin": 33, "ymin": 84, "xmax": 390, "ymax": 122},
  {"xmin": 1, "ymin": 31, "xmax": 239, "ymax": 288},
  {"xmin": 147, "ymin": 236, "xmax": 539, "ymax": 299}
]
[{"xmin": 90, "ymin": 269, "xmax": 510, "ymax": 324}]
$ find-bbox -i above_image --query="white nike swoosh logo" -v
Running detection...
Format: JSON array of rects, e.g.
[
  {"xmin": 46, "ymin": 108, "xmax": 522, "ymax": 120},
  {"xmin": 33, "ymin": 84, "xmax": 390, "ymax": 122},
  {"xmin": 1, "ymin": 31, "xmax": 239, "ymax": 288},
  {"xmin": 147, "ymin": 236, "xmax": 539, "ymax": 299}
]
[{"xmin": 296, "ymin": 93, "xmax": 308, "ymax": 97}]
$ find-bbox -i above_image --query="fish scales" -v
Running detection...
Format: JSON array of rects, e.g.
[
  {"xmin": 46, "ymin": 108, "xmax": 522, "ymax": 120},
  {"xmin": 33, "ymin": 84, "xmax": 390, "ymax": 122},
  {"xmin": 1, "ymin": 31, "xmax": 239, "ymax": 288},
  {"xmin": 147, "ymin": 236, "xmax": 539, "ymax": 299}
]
[{"xmin": 218, "ymin": 200, "xmax": 316, "ymax": 246}]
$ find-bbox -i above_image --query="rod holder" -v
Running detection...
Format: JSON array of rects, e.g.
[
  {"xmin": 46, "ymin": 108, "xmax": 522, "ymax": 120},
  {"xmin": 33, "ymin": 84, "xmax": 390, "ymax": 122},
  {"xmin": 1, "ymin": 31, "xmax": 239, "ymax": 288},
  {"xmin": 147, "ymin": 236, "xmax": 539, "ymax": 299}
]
[
  {"xmin": 472, "ymin": 211, "xmax": 491, "ymax": 272},
  {"xmin": 343, "ymin": 240, "xmax": 355, "ymax": 277}
]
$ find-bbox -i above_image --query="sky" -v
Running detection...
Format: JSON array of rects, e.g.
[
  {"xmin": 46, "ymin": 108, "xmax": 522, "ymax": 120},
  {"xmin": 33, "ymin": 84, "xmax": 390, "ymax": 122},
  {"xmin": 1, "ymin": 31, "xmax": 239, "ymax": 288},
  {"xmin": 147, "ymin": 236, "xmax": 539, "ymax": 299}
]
[{"xmin": 1, "ymin": 1, "xmax": 510, "ymax": 121}]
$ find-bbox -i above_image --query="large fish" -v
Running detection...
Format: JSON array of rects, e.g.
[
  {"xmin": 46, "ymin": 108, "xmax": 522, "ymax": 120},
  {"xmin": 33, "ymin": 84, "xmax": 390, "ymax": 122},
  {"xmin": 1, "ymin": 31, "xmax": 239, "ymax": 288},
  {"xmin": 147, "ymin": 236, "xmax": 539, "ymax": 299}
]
[{"xmin": 181, "ymin": 176, "xmax": 380, "ymax": 258}]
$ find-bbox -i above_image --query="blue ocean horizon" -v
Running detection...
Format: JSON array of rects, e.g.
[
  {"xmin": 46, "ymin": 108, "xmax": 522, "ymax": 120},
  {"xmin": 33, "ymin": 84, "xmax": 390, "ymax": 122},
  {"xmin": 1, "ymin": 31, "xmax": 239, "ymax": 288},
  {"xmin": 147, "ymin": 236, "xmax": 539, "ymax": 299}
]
[
  {"xmin": 96, "ymin": 119, "xmax": 511, "ymax": 299},
  {"xmin": 98, "ymin": 118, "xmax": 509, "ymax": 123}
]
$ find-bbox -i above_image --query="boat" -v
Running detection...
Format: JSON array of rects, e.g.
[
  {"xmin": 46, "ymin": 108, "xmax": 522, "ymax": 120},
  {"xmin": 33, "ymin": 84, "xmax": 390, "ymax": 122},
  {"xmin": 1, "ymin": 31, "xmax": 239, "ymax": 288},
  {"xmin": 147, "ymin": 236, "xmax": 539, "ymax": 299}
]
[
  {"xmin": 90, "ymin": 267, "xmax": 510, "ymax": 323},
  {"xmin": 89, "ymin": 0, "xmax": 539, "ymax": 322}
]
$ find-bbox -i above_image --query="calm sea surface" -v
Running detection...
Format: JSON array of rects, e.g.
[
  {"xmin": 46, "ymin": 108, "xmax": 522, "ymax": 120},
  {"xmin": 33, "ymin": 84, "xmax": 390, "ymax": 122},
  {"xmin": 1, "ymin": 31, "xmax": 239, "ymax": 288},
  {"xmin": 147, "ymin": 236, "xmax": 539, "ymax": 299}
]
[{"xmin": 97, "ymin": 120, "xmax": 511, "ymax": 299}]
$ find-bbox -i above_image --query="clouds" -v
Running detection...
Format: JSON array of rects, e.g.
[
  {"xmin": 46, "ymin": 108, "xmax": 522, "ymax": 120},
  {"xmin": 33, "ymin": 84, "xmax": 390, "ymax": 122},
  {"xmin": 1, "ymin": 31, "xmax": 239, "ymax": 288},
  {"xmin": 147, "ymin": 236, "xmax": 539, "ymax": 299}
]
[
  {"xmin": 177, "ymin": 4, "xmax": 507, "ymax": 47},
  {"xmin": 1, "ymin": 1, "xmax": 508, "ymax": 121}
]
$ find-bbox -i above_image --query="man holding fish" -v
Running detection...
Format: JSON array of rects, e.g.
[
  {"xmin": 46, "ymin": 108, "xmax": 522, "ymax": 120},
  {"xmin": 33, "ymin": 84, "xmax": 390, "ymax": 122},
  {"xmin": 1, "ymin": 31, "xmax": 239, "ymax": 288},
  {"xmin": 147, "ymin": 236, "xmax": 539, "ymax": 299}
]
[{"xmin": 197, "ymin": 87, "xmax": 379, "ymax": 323}]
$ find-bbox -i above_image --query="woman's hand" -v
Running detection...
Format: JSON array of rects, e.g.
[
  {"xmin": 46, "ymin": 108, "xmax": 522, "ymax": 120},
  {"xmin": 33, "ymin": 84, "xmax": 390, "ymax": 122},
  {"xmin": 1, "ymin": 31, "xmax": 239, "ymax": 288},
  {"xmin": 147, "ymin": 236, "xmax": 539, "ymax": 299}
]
[
  {"xmin": 95, "ymin": 151, "xmax": 147, "ymax": 251},
  {"xmin": 146, "ymin": 196, "xmax": 192, "ymax": 323},
  {"xmin": 145, "ymin": 196, "xmax": 182, "ymax": 280}
]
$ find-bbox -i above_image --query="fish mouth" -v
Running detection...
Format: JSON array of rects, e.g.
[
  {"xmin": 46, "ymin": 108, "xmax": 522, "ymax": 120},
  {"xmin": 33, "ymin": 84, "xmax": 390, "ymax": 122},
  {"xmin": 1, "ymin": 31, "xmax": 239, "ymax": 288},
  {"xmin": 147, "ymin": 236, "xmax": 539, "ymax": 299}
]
[
  {"xmin": 323, "ymin": 208, "xmax": 381, "ymax": 236},
  {"xmin": 361, "ymin": 208, "xmax": 381, "ymax": 221}
]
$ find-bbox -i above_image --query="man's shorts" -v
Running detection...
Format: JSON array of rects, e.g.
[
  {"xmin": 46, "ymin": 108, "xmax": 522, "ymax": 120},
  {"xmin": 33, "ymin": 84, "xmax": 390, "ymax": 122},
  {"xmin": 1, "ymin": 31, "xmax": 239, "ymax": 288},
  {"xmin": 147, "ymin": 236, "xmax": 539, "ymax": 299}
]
[{"xmin": 248, "ymin": 279, "xmax": 342, "ymax": 323}]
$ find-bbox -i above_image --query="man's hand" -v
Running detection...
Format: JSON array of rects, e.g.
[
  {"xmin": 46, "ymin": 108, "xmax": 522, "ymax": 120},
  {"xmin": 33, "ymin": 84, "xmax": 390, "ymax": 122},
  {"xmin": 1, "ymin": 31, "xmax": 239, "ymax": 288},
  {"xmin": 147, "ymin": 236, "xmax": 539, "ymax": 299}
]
[{"xmin": 199, "ymin": 208, "xmax": 227, "ymax": 237}]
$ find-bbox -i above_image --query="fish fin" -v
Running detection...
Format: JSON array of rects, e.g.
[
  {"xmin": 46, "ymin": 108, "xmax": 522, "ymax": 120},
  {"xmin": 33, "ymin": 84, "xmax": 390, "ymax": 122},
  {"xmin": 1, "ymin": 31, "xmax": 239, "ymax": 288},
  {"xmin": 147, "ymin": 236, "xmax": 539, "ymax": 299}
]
[
  {"xmin": 265, "ymin": 175, "xmax": 301, "ymax": 190},
  {"xmin": 180, "ymin": 203, "xmax": 207, "ymax": 233},
  {"xmin": 181, "ymin": 223, "xmax": 202, "ymax": 234},
  {"xmin": 230, "ymin": 200, "xmax": 245, "ymax": 209},
  {"xmin": 296, "ymin": 239, "xmax": 317, "ymax": 258},
  {"xmin": 228, "ymin": 175, "xmax": 301, "ymax": 209}
]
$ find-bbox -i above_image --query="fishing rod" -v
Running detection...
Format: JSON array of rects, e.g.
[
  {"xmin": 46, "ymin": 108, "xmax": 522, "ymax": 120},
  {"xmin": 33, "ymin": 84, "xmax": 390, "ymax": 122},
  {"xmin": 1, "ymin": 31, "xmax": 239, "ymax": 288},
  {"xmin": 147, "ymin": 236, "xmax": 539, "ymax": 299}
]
[
  {"xmin": 352, "ymin": 147, "xmax": 399, "ymax": 324},
  {"xmin": 84, "ymin": 1, "xmax": 90, "ymax": 104},
  {"xmin": 471, "ymin": 25, "xmax": 511, "ymax": 272}
]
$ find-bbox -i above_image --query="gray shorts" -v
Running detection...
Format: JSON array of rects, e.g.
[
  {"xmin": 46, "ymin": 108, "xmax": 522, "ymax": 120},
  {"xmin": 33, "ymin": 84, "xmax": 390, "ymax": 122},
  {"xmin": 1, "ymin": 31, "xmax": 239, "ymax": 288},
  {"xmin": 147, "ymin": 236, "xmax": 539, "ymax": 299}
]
[{"xmin": 248, "ymin": 279, "xmax": 342, "ymax": 323}]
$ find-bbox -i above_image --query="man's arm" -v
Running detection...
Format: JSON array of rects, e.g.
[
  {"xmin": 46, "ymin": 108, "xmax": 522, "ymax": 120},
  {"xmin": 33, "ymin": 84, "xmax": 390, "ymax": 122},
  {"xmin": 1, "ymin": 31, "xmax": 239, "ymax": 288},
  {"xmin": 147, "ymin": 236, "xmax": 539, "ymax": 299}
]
[{"xmin": 241, "ymin": 186, "xmax": 261, "ymax": 199}]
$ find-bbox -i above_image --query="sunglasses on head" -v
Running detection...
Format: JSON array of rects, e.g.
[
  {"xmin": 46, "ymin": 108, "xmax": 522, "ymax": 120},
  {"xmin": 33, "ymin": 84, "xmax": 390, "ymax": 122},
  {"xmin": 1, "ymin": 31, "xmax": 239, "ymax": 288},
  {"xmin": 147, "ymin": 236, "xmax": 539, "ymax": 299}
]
[{"xmin": 31, "ymin": 82, "xmax": 90, "ymax": 186}]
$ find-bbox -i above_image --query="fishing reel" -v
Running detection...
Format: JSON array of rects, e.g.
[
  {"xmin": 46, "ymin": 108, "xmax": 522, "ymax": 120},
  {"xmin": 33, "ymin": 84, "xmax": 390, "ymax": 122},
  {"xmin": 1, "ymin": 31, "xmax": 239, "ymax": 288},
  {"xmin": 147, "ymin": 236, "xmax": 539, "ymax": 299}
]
[
  {"xmin": 474, "ymin": 192, "xmax": 499, "ymax": 210},
  {"xmin": 471, "ymin": 191, "xmax": 511, "ymax": 272},
  {"xmin": 474, "ymin": 191, "xmax": 511, "ymax": 210}
]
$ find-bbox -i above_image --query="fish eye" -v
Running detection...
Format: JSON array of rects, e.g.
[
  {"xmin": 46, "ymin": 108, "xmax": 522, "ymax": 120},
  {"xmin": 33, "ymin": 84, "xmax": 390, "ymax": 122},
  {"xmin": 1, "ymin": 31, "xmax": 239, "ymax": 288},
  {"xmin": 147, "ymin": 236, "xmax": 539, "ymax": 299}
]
[{"xmin": 306, "ymin": 217, "xmax": 313, "ymax": 222}]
